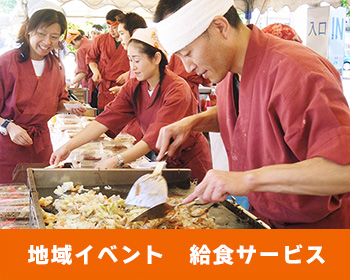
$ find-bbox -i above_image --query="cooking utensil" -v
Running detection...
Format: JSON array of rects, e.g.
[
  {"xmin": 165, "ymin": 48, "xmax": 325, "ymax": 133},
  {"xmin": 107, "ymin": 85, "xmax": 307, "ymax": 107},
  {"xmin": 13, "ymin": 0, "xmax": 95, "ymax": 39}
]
[
  {"xmin": 130, "ymin": 198, "xmax": 217, "ymax": 222},
  {"xmin": 67, "ymin": 90, "xmax": 80, "ymax": 101},
  {"xmin": 124, "ymin": 153, "xmax": 168, "ymax": 208}
]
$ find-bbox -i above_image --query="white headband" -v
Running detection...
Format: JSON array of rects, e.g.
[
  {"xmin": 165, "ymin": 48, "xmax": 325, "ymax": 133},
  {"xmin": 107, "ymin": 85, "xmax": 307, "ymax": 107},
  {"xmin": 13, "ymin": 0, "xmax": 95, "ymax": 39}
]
[
  {"xmin": 28, "ymin": 0, "xmax": 65, "ymax": 18},
  {"xmin": 156, "ymin": 0, "xmax": 233, "ymax": 54}
]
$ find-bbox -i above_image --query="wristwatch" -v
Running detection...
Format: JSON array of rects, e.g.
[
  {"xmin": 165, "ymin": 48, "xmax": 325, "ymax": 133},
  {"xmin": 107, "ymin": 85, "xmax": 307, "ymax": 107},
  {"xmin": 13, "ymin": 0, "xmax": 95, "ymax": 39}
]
[{"xmin": 0, "ymin": 119, "xmax": 13, "ymax": 136}]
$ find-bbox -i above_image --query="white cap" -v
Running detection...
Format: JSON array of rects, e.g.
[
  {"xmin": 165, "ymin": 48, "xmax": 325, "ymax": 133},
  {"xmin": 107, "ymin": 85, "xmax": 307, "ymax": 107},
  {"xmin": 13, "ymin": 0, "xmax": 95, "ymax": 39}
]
[
  {"xmin": 28, "ymin": 0, "xmax": 65, "ymax": 19},
  {"xmin": 130, "ymin": 27, "xmax": 167, "ymax": 56},
  {"xmin": 156, "ymin": 0, "xmax": 233, "ymax": 54}
]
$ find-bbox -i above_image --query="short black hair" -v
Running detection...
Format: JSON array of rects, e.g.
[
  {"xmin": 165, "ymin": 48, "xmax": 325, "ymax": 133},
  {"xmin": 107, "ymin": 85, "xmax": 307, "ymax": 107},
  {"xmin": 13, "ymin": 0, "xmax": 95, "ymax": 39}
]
[
  {"xmin": 118, "ymin": 12, "xmax": 147, "ymax": 36},
  {"xmin": 154, "ymin": 0, "xmax": 190, "ymax": 23},
  {"xmin": 77, "ymin": 29, "xmax": 85, "ymax": 36},
  {"xmin": 154, "ymin": 0, "xmax": 241, "ymax": 29},
  {"xmin": 92, "ymin": 24, "xmax": 103, "ymax": 32},
  {"xmin": 106, "ymin": 9, "xmax": 124, "ymax": 21}
]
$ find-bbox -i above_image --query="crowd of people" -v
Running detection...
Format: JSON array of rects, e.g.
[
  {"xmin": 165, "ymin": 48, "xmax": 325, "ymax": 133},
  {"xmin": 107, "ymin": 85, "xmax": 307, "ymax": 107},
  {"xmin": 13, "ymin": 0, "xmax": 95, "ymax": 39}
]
[{"xmin": 1, "ymin": 0, "xmax": 350, "ymax": 229}]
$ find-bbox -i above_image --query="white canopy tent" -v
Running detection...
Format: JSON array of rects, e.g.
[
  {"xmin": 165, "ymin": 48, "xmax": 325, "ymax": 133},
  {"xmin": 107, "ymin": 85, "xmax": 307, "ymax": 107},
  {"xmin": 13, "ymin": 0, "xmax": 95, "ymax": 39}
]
[
  {"xmin": 233, "ymin": 0, "xmax": 349, "ymax": 23},
  {"xmin": 234, "ymin": 0, "xmax": 349, "ymax": 13},
  {"xmin": 57, "ymin": 0, "xmax": 158, "ymax": 12},
  {"xmin": 56, "ymin": 0, "xmax": 350, "ymax": 13},
  {"xmin": 2, "ymin": 0, "xmax": 347, "ymax": 48},
  {"xmin": 22, "ymin": 0, "xmax": 349, "ymax": 21}
]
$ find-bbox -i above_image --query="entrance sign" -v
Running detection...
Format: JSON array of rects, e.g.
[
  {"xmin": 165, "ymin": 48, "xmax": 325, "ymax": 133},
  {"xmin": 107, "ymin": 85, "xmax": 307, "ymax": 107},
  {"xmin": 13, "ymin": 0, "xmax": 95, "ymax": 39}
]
[{"xmin": 307, "ymin": 6, "xmax": 346, "ymax": 73}]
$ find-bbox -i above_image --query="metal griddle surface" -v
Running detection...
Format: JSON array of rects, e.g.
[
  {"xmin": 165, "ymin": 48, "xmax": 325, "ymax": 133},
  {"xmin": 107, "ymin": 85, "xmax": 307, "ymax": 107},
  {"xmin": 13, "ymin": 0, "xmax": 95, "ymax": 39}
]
[{"xmin": 28, "ymin": 169, "xmax": 268, "ymax": 229}]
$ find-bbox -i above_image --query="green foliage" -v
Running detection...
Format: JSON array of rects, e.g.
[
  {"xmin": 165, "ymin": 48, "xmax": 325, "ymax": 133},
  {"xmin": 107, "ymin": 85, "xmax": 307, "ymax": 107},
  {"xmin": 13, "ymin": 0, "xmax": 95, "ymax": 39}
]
[
  {"xmin": 0, "ymin": 0, "xmax": 16, "ymax": 13},
  {"xmin": 65, "ymin": 21, "xmax": 107, "ymax": 54},
  {"xmin": 341, "ymin": 0, "xmax": 350, "ymax": 17}
]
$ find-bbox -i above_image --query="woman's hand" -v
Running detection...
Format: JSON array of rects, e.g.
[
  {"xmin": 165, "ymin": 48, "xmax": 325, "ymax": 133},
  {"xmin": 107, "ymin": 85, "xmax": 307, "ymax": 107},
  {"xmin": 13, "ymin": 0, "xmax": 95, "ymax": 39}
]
[
  {"xmin": 71, "ymin": 106, "xmax": 86, "ymax": 117},
  {"xmin": 95, "ymin": 156, "xmax": 119, "ymax": 169},
  {"xmin": 50, "ymin": 145, "xmax": 71, "ymax": 166},
  {"xmin": 6, "ymin": 122, "xmax": 33, "ymax": 146},
  {"xmin": 65, "ymin": 101, "xmax": 86, "ymax": 116}
]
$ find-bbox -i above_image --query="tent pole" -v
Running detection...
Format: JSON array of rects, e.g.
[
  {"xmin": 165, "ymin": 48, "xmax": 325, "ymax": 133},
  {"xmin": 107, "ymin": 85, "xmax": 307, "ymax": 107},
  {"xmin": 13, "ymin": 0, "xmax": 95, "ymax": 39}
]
[
  {"xmin": 22, "ymin": 0, "xmax": 28, "ymax": 18},
  {"xmin": 245, "ymin": 0, "xmax": 253, "ymax": 24}
]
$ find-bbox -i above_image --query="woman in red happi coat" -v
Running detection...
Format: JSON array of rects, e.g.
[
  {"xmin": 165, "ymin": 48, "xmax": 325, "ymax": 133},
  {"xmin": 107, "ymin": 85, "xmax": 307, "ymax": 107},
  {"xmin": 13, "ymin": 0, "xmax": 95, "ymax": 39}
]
[
  {"xmin": 50, "ymin": 27, "xmax": 212, "ymax": 182},
  {"xmin": 0, "ymin": 3, "xmax": 84, "ymax": 183}
]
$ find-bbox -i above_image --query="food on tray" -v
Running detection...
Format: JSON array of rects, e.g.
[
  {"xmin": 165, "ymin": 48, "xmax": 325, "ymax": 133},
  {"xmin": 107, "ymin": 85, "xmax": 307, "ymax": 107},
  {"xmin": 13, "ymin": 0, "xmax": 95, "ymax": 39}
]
[
  {"xmin": 40, "ymin": 183, "xmax": 215, "ymax": 229},
  {"xmin": 0, "ymin": 205, "xmax": 30, "ymax": 219},
  {"xmin": 0, "ymin": 185, "xmax": 29, "ymax": 197},
  {"xmin": 0, "ymin": 219, "xmax": 30, "ymax": 229},
  {"xmin": 0, "ymin": 184, "xmax": 30, "ymax": 225}
]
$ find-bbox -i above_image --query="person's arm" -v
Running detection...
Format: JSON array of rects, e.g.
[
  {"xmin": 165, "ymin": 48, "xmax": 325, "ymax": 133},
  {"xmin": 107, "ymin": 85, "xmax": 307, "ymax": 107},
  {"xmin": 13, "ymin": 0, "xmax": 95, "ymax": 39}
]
[
  {"xmin": 89, "ymin": 62, "xmax": 101, "ymax": 83},
  {"xmin": 68, "ymin": 72, "xmax": 87, "ymax": 87},
  {"xmin": 109, "ymin": 86, "xmax": 121, "ymax": 96},
  {"xmin": 57, "ymin": 100, "xmax": 86, "ymax": 116},
  {"xmin": 50, "ymin": 120, "xmax": 108, "ymax": 165},
  {"xmin": 183, "ymin": 157, "xmax": 350, "ymax": 203},
  {"xmin": 156, "ymin": 106, "xmax": 219, "ymax": 159},
  {"xmin": 0, "ymin": 117, "xmax": 33, "ymax": 146},
  {"xmin": 116, "ymin": 71, "xmax": 129, "ymax": 84},
  {"xmin": 95, "ymin": 140, "xmax": 151, "ymax": 169}
]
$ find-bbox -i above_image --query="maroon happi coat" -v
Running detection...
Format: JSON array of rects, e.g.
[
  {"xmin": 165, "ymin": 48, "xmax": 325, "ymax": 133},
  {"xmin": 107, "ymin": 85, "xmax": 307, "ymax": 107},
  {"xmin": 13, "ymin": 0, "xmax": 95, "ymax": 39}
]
[
  {"xmin": 168, "ymin": 54, "xmax": 211, "ymax": 110},
  {"xmin": 96, "ymin": 68, "xmax": 212, "ymax": 182},
  {"xmin": 86, "ymin": 33, "xmax": 129, "ymax": 109},
  {"xmin": 0, "ymin": 50, "xmax": 68, "ymax": 183},
  {"xmin": 216, "ymin": 25, "xmax": 350, "ymax": 228},
  {"xmin": 74, "ymin": 38, "xmax": 94, "ymax": 101},
  {"xmin": 120, "ymin": 65, "xmax": 143, "ymax": 143}
]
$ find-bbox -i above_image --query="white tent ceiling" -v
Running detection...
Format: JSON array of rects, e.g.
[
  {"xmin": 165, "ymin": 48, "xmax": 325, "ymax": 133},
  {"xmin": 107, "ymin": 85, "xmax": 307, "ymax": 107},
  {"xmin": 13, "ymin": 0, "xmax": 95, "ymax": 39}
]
[
  {"xmin": 55, "ymin": 0, "xmax": 350, "ymax": 14},
  {"xmin": 234, "ymin": 0, "xmax": 349, "ymax": 13},
  {"xmin": 22, "ymin": 0, "xmax": 350, "ymax": 21},
  {"xmin": 57, "ymin": 0, "xmax": 158, "ymax": 12}
]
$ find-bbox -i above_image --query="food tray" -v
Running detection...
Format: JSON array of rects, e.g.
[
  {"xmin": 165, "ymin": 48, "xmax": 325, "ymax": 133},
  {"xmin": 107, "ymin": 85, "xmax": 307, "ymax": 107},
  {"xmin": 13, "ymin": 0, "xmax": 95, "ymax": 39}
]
[
  {"xmin": 67, "ymin": 87, "xmax": 89, "ymax": 104},
  {"xmin": 0, "ymin": 184, "xmax": 34, "ymax": 229},
  {"xmin": 27, "ymin": 168, "xmax": 269, "ymax": 229}
]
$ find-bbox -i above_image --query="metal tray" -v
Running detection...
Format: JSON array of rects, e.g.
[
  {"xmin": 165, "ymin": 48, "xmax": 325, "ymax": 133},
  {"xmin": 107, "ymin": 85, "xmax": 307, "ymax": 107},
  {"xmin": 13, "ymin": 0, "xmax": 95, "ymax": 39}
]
[{"xmin": 27, "ymin": 168, "xmax": 269, "ymax": 229}]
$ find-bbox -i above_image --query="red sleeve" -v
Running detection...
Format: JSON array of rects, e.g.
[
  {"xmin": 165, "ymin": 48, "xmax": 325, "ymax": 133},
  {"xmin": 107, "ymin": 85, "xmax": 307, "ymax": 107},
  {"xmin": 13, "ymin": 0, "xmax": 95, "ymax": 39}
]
[
  {"xmin": 142, "ymin": 80, "xmax": 196, "ymax": 150},
  {"xmin": 86, "ymin": 36, "xmax": 101, "ymax": 64},
  {"xmin": 95, "ymin": 81, "xmax": 136, "ymax": 137},
  {"xmin": 277, "ymin": 69, "xmax": 350, "ymax": 165},
  {"xmin": 75, "ymin": 48, "xmax": 89, "ymax": 75}
]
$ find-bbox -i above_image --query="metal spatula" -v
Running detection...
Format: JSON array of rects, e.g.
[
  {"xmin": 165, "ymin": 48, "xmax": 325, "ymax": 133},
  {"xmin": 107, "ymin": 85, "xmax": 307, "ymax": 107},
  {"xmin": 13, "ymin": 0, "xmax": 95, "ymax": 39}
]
[
  {"xmin": 130, "ymin": 198, "xmax": 216, "ymax": 222},
  {"xmin": 124, "ymin": 154, "xmax": 168, "ymax": 208}
]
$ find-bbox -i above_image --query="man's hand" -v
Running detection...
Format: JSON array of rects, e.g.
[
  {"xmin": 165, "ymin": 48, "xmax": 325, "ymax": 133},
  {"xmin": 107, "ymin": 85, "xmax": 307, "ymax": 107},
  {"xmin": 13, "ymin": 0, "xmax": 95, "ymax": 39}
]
[
  {"xmin": 183, "ymin": 170, "xmax": 252, "ymax": 204},
  {"xmin": 116, "ymin": 72, "xmax": 128, "ymax": 85},
  {"xmin": 91, "ymin": 71, "xmax": 101, "ymax": 83},
  {"xmin": 156, "ymin": 118, "xmax": 192, "ymax": 160},
  {"xmin": 7, "ymin": 123, "xmax": 33, "ymax": 146},
  {"xmin": 109, "ymin": 86, "xmax": 121, "ymax": 96},
  {"xmin": 66, "ymin": 82, "xmax": 79, "ymax": 88}
]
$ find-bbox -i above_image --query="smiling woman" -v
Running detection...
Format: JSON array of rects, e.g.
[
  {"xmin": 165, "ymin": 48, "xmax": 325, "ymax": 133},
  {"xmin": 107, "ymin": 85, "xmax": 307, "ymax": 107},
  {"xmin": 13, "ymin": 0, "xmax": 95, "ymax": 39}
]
[
  {"xmin": 0, "ymin": 3, "xmax": 85, "ymax": 184},
  {"xmin": 17, "ymin": 7, "xmax": 67, "ymax": 63},
  {"xmin": 50, "ymin": 27, "xmax": 212, "ymax": 183}
]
